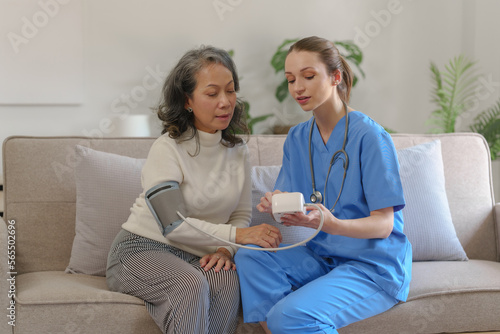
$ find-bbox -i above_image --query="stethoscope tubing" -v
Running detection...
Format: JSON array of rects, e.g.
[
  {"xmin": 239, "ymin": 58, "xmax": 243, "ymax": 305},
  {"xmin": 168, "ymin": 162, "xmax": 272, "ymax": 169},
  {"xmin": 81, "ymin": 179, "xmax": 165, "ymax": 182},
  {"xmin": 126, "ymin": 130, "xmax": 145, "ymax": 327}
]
[{"xmin": 309, "ymin": 101, "xmax": 349, "ymax": 212}]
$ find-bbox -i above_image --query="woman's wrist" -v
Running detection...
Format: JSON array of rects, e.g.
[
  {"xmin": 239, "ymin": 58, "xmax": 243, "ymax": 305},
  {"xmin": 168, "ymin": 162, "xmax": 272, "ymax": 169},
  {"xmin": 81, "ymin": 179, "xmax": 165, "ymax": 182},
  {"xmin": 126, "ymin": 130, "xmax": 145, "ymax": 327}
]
[{"xmin": 235, "ymin": 227, "xmax": 244, "ymax": 244}]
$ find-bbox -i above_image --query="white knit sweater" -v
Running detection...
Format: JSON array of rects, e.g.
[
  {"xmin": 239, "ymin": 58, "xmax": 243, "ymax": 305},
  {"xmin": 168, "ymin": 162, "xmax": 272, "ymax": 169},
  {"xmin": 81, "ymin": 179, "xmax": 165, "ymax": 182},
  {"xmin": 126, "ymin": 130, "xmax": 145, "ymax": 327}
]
[{"xmin": 122, "ymin": 130, "xmax": 251, "ymax": 257}]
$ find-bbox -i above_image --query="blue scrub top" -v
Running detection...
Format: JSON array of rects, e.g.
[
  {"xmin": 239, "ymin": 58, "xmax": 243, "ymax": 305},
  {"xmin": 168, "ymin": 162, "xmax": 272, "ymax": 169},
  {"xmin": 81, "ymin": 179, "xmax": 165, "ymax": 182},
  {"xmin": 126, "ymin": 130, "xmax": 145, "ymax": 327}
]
[{"xmin": 274, "ymin": 111, "xmax": 412, "ymax": 301}]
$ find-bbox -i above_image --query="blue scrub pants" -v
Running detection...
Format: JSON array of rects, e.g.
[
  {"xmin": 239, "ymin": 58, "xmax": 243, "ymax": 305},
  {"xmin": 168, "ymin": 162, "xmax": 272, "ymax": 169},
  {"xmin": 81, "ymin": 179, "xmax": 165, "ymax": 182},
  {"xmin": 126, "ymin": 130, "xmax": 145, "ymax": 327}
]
[{"xmin": 235, "ymin": 245, "xmax": 399, "ymax": 334}]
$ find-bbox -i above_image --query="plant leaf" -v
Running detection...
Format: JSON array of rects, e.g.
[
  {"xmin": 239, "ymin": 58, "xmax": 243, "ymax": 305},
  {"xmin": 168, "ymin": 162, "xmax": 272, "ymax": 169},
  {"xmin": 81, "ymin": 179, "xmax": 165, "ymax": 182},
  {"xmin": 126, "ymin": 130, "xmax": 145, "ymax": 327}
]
[
  {"xmin": 428, "ymin": 54, "xmax": 480, "ymax": 133},
  {"xmin": 248, "ymin": 114, "xmax": 273, "ymax": 128},
  {"xmin": 336, "ymin": 40, "xmax": 363, "ymax": 66},
  {"xmin": 275, "ymin": 79, "xmax": 289, "ymax": 103},
  {"xmin": 270, "ymin": 38, "xmax": 298, "ymax": 73},
  {"xmin": 271, "ymin": 50, "xmax": 289, "ymax": 73},
  {"xmin": 469, "ymin": 99, "xmax": 500, "ymax": 160},
  {"xmin": 277, "ymin": 38, "xmax": 298, "ymax": 52}
]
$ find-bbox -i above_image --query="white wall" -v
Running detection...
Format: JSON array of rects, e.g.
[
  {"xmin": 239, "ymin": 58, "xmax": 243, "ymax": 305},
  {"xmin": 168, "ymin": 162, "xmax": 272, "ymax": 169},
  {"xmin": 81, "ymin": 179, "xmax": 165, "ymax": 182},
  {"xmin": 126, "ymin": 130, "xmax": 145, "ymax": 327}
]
[{"xmin": 1, "ymin": 0, "xmax": 499, "ymax": 199}]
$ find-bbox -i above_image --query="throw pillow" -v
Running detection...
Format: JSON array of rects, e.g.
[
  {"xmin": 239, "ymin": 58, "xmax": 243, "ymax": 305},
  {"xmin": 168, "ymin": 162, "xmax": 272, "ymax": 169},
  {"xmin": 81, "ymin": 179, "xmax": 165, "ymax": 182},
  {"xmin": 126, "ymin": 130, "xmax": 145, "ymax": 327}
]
[
  {"xmin": 250, "ymin": 165, "xmax": 315, "ymax": 244},
  {"xmin": 65, "ymin": 145, "xmax": 145, "ymax": 276},
  {"xmin": 397, "ymin": 140, "xmax": 468, "ymax": 261}
]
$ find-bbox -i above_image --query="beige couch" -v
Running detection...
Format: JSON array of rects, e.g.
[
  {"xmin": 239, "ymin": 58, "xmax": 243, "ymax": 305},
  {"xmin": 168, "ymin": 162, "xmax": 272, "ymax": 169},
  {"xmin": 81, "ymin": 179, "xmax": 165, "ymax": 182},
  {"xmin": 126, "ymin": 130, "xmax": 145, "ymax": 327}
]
[{"xmin": 1, "ymin": 133, "xmax": 500, "ymax": 334}]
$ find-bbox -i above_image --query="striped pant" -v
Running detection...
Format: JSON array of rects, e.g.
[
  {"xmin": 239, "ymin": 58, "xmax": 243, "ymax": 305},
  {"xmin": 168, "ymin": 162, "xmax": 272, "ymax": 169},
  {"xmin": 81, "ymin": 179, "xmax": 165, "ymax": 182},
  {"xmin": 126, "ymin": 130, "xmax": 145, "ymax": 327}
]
[{"xmin": 106, "ymin": 229, "xmax": 240, "ymax": 334}]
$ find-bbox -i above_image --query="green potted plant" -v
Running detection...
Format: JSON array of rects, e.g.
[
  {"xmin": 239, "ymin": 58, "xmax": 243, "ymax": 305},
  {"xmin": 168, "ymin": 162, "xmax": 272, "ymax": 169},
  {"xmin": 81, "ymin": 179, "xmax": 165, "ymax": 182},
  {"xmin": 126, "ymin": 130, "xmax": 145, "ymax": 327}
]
[{"xmin": 429, "ymin": 54, "xmax": 500, "ymax": 160}]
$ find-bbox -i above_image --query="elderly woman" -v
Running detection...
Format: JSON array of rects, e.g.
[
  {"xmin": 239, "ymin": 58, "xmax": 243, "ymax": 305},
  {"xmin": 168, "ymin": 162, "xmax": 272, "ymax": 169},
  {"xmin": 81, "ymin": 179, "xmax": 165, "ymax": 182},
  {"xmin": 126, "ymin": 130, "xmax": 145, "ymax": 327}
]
[{"xmin": 106, "ymin": 45, "xmax": 281, "ymax": 334}]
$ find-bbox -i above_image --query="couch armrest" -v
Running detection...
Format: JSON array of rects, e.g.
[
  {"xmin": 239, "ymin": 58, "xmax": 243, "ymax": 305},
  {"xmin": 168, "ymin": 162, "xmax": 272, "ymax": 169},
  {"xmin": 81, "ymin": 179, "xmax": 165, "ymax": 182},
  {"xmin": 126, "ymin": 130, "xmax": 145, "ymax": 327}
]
[{"xmin": 1, "ymin": 217, "xmax": 14, "ymax": 333}]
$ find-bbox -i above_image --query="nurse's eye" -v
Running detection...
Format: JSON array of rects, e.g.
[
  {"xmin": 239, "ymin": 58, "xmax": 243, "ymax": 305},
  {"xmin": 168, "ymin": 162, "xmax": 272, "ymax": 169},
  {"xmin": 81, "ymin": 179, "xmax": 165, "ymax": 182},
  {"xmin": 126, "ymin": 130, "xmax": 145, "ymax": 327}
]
[
  {"xmin": 287, "ymin": 79, "xmax": 295, "ymax": 84},
  {"xmin": 305, "ymin": 75, "xmax": 315, "ymax": 80}
]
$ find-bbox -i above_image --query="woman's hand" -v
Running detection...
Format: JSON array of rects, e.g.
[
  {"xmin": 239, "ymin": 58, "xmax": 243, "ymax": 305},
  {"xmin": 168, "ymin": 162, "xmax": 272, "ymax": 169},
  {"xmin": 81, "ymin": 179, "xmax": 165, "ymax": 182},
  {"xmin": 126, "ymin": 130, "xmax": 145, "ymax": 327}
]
[
  {"xmin": 256, "ymin": 190, "xmax": 285, "ymax": 215},
  {"xmin": 236, "ymin": 224, "xmax": 282, "ymax": 249},
  {"xmin": 200, "ymin": 248, "xmax": 235, "ymax": 272}
]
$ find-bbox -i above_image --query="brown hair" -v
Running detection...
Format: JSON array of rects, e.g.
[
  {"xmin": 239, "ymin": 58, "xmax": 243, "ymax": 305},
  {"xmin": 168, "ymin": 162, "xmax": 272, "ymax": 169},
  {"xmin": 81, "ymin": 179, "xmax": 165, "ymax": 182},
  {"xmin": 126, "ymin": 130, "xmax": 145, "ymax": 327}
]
[{"xmin": 288, "ymin": 36, "xmax": 353, "ymax": 103}]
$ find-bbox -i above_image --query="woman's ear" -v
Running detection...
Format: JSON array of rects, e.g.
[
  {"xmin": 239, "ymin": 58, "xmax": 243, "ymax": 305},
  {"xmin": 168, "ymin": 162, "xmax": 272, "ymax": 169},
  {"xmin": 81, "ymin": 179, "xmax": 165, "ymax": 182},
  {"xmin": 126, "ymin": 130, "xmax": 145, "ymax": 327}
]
[{"xmin": 184, "ymin": 95, "xmax": 191, "ymax": 110}]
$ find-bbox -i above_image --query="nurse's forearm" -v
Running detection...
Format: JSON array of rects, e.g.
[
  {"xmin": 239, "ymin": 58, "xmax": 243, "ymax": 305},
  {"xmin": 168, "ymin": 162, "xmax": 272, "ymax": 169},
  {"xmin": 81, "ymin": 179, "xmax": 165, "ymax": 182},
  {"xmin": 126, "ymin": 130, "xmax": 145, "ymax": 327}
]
[{"xmin": 330, "ymin": 207, "xmax": 394, "ymax": 239}]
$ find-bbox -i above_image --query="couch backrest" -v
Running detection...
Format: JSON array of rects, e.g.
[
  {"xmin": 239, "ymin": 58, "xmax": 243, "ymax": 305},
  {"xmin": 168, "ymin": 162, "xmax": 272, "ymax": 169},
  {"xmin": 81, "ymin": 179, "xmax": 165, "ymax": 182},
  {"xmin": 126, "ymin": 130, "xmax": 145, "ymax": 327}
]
[{"xmin": 2, "ymin": 133, "xmax": 497, "ymax": 274}]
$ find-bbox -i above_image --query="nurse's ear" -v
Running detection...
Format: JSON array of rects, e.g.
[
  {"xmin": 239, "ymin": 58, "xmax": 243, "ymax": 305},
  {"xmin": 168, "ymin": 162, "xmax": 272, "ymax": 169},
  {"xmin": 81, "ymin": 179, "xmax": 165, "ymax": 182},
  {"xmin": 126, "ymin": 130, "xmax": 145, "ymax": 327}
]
[{"xmin": 331, "ymin": 70, "xmax": 342, "ymax": 86}]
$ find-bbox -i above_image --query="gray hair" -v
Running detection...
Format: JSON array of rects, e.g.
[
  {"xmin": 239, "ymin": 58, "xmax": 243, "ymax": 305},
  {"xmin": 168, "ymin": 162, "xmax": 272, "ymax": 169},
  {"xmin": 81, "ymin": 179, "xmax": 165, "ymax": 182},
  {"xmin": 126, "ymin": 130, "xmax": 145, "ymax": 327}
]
[{"xmin": 156, "ymin": 45, "xmax": 248, "ymax": 149}]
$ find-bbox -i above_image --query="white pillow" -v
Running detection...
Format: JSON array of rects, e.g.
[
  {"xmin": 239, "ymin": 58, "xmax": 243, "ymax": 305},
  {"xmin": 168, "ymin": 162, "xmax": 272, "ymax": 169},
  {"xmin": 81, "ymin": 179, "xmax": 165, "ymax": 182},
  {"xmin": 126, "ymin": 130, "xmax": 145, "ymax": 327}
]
[
  {"xmin": 250, "ymin": 165, "xmax": 315, "ymax": 244},
  {"xmin": 398, "ymin": 140, "xmax": 468, "ymax": 261},
  {"xmin": 65, "ymin": 145, "xmax": 145, "ymax": 276}
]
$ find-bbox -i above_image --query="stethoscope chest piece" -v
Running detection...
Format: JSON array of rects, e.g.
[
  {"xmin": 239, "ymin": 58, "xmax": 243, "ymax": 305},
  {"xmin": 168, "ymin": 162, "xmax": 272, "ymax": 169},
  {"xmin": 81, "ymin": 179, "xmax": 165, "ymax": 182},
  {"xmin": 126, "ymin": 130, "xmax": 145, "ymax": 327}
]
[{"xmin": 310, "ymin": 191, "xmax": 323, "ymax": 204}]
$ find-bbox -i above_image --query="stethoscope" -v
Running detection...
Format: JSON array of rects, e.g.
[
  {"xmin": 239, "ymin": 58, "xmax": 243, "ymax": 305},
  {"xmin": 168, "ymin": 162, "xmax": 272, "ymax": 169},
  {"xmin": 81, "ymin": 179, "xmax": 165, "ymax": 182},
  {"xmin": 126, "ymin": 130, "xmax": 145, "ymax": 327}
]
[{"xmin": 309, "ymin": 100, "xmax": 349, "ymax": 213}]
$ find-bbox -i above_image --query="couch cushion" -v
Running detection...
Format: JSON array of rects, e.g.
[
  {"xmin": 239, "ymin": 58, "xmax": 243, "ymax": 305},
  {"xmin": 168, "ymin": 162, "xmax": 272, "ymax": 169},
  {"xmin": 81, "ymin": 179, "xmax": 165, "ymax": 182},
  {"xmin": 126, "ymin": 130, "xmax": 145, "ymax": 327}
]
[
  {"xmin": 14, "ymin": 271, "xmax": 264, "ymax": 334},
  {"xmin": 397, "ymin": 140, "xmax": 467, "ymax": 261},
  {"xmin": 339, "ymin": 259, "xmax": 500, "ymax": 334},
  {"xmin": 408, "ymin": 260, "xmax": 500, "ymax": 300},
  {"xmin": 16, "ymin": 271, "xmax": 141, "ymax": 305},
  {"xmin": 65, "ymin": 146, "xmax": 145, "ymax": 276},
  {"xmin": 15, "ymin": 271, "xmax": 162, "ymax": 334}
]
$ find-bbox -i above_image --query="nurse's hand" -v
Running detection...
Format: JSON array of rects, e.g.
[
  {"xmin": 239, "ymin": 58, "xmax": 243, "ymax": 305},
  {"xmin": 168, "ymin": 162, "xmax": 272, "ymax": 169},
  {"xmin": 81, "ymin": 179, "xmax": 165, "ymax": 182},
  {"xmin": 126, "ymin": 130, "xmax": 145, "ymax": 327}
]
[
  {"xmin": 280, "ymin": 203, "xmax": 335, "ymax": 232},
  {"xmin": 256, "ymin": 190, "xmax": 286, "ymax": 216}
]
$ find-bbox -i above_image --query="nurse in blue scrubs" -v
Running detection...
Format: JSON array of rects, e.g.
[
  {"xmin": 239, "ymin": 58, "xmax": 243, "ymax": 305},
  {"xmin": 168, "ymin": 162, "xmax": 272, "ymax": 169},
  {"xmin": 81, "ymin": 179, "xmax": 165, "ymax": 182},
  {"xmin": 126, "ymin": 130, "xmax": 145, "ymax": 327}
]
[{"xmin": 235, "ymin": 36, "xmax": 412, "ymax": 334}]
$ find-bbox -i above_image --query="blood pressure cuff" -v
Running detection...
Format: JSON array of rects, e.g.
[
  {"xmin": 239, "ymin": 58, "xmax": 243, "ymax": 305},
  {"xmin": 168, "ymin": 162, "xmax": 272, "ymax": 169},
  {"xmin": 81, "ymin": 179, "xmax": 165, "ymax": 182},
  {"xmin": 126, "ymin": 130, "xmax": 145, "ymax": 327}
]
[{"xmin": 145, "ymin": 181, "xmax": 187, "ymax": 237}]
